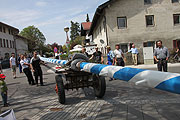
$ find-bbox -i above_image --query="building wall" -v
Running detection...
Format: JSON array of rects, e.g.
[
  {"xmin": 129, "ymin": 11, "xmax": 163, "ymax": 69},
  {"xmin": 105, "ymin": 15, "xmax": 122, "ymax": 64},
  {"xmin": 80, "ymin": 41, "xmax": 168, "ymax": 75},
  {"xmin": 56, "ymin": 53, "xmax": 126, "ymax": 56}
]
[
  {"xmin": 92, "ymin": 15, "xmax": 108, "ymax": 54},
  {"xmin": 105, "ymin": 0, "xmax": 180, "ymax": 50},
  {"xmin": 92, "ymin": 0, "xmax": 180, "ymax": 64},
  {"xmin": 16, "ymin": 37, "xmax": 28, "ymax": 55},
  {"xmin": 0, "ymin": 30, "xmax": 15, "ymax": 59}
]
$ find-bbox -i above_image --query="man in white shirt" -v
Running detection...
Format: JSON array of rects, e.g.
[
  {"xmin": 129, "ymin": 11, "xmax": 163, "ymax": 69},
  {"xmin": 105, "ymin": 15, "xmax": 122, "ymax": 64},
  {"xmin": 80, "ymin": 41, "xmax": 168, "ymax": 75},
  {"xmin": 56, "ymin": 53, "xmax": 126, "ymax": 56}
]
[
  {"xmin": 20, "ymin": 55, "xmax": 35, "ymax": 85},
  {"xmin": 9, "ymin": 53, "xmax": 16, "ymax": 79},
  {"xmin": 128, "ymin": 44, "xmax": 139, "ymax": 65},
  {"xmin": 114, "ymin": 44, "xmax": 125, "ymax": 67}
]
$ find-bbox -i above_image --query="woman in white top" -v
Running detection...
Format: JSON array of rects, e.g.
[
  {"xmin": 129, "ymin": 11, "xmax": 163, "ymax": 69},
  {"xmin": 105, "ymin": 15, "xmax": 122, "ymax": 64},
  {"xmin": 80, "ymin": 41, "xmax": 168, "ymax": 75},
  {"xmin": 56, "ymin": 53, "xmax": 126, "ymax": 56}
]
[{"xmin": 20, "ymin": 55, "xmax": 35, "ymax": 85}]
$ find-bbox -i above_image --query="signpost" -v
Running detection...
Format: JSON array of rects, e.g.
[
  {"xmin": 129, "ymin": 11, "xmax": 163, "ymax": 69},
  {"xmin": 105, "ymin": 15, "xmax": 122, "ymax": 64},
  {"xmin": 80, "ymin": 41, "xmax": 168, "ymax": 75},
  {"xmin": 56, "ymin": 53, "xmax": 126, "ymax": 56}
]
[
  {"xmin": 54, "ymin": 47, "xmax": 58, "ymax": 53},
  {"xmin": 54, "ymin": 47, "xmax": 58, "ymax": 57}
]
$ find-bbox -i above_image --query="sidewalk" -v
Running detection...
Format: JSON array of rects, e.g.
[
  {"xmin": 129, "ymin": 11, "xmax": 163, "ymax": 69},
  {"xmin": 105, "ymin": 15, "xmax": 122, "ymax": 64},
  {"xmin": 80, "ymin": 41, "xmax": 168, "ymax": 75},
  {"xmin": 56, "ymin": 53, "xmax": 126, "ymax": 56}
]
[{"xmin": 127, "ymin": 62, "xmax": 180, "ymax": 69}]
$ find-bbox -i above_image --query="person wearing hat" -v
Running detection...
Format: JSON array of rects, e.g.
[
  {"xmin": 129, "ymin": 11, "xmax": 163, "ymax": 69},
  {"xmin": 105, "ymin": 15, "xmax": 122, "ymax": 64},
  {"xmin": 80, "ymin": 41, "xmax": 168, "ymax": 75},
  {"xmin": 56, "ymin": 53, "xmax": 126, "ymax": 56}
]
[
  {"xmin": 106, "ymin": 46, "xmax": 115, "ymax": 65},
  {"xmin": 89, "ymin": 47, "xmax": 103, "ymax": 64},
  {"xmin": 114, "ymin": 44, "xmax": 125, "ymax": 67},
  {"xmin": 0, "ymin": 74, "xmax": 9, "ymax": 107}
]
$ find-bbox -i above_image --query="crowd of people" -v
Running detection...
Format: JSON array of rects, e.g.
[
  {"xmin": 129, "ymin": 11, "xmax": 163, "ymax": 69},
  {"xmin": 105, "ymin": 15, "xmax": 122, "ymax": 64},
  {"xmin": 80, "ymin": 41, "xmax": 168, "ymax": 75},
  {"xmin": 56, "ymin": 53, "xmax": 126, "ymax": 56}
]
[
  {"xmin": 82, "ymin": 40, "xmax": 173, "ymax": 73},
  {"xmin": 9, "ymin": 51, "xmax": 44, "ymax": 86},
  {"xmin": 0, "ymin": 40, "xmax": 178, "ymax": 108},
  {"xmin": 83, "ymin": 44, "xmax": 138, "ymax": 67}
]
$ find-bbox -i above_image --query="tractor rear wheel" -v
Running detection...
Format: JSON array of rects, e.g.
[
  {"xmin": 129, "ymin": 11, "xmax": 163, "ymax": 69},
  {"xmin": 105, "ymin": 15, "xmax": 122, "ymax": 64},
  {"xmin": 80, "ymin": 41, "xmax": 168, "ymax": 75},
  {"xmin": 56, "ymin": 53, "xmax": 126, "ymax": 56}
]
[
  {"xmin": 93, "ymin": 75, "xmax": 106, "ymax": 98},
  {"xmin": 55, "ymin": 75, "xmax": 65, "ymax": 104}
]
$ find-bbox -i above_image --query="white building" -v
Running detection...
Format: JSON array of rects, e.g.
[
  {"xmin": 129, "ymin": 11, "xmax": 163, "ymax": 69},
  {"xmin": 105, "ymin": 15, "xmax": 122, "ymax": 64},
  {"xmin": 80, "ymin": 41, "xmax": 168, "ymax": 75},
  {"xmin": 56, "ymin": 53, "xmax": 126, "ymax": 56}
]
[
  {"xmin": 89, "ymin": 0, "xmax": 180, "ymax": 64},
  {"xmin": 0, "ymin": 22, "xmax": 28, "ymax": 60}
]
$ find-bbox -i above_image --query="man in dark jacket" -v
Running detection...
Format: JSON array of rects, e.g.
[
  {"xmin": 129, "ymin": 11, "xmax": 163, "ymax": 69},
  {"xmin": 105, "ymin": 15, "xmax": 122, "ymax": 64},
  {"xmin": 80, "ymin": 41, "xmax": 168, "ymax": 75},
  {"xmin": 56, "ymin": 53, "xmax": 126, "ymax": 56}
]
[{"xmin": 30, "ymin": 51, "xmax": 44, "ymax": 86}]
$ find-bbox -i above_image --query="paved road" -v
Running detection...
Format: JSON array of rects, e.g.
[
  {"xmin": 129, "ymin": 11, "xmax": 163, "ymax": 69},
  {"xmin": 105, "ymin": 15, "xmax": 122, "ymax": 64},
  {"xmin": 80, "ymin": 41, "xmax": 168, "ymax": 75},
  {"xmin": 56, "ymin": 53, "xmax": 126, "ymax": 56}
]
[{"xmin": 1, "ymin": 63, "xmax": 180, "ymax": 120}]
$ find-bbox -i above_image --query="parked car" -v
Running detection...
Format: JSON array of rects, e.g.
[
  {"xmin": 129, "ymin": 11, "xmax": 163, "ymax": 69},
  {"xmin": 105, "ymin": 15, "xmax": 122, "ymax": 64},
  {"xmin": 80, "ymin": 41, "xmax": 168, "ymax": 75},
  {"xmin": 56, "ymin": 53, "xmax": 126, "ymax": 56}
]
[{"xmin": 0, "ymin": 59, "xmax": 10, "ymax": 69}]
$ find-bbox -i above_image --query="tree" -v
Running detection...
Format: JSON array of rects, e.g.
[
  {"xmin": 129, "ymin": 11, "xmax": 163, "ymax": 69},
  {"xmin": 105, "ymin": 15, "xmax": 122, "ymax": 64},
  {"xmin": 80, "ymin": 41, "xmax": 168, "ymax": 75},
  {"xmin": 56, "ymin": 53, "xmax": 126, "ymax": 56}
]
[
  {"xmin": 69, "ymin": 36, "xmax": 84, "ymax": 50},
  {"xmin": 20, "ymin": 25, "xmax": 46, "ymax": 52},
  {"xmin": 62, "ymin": 45, "xmax": 68, "ymax": 53},
  {"xmin": 86, "ymin": 14, "xmax": 90, "ymax": 22},
  {"xmin": 70, "ymin": 21, "xmax": 80, "ymax": 41}
]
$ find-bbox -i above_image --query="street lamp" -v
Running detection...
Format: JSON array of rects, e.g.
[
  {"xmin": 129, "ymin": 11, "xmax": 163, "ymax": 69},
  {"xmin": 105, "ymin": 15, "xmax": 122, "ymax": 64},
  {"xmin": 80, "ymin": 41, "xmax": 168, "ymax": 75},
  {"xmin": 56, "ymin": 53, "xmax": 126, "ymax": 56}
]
[{"xmin": 64, "ymin": 27, "xmax": 70, "ymax": 54}]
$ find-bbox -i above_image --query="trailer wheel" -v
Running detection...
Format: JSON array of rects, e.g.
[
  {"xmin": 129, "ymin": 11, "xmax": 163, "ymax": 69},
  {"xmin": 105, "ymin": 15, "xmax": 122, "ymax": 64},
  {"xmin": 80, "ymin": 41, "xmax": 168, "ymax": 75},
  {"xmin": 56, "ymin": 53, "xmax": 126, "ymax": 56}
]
[
  {"xmin": 55, "ymin": 75, "xmax": 65, "ymax": 104},
  {"xmin": 93, "ymin": 75, "xmax": 106, "ymax": 98}
]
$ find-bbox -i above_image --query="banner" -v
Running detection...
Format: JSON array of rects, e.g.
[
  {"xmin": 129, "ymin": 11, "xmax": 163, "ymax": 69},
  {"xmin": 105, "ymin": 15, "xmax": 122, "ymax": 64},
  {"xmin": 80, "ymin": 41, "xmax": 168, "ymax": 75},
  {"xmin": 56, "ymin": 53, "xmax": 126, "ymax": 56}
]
[{"xmin": 0, "ymin": 109, "xmax": 16, "ymax": 120}]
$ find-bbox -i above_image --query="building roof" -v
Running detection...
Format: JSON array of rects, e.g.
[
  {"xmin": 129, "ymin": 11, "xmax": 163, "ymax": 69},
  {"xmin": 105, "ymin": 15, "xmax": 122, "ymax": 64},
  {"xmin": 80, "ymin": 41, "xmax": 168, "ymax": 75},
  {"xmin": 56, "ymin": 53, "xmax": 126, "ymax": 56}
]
[
  {"xmin": 0, "ymin": 22, "xmax": 19, "ymax": 32},
  {"xmin": 15, "ymin": 35, "xmax": 32, "ymax": 42},
  {"xmin": 81, "ymin": 22, "xmax": 92, "ymax": 30},
  {"xmin": 89, "ymin": 0, "xmax": 113, "ymax": 35}
]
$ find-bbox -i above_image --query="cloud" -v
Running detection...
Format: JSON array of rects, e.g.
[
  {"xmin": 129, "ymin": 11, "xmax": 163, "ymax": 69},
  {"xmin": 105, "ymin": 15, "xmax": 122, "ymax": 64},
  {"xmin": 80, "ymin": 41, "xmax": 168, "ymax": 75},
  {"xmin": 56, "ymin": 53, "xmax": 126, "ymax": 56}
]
[
  {"xmin": 35, "ymin": 15, "xmax": 66, "ymax": 27},
  {"xmin": 0, "ymin": 10, "xmax": 41, "ymax": 27},
  {"xmin": 35, "ymin": 1, "xmax": 47, "ymax": 7}
]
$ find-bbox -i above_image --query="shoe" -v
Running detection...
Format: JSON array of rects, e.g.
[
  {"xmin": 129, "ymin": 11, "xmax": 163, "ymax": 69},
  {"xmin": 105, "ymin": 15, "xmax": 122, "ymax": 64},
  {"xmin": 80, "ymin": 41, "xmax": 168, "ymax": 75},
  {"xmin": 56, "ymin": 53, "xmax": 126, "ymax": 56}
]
[
  {"xmin": 36, "ymin": 84, "xmax": 39, "ymax": 87},
  {"xmin": 40, "ymin": 84, "xmax": 44, "ymax": 86},
  {"xmin": 4, "ymin": 103, "xmax": 9, "ymax": 107},
  {"xmin": 31, "ymin": 83, "xmax": 36, "ymax": 85}
]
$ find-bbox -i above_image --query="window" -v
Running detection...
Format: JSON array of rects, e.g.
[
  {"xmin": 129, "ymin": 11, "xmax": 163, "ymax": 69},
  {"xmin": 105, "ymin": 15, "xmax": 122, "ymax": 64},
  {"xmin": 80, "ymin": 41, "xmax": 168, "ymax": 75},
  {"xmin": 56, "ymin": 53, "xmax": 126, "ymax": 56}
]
[
  {"xmin": 120, "ymin": 43, "xmax": 128, "ymax": 53},
  {"xmin": 0, "ymin": 26, "xmax": 2, "ymax": 32},
  {"xmin": 143, "ymin": 41, "xmax": 155, "ymax": 48},
  {"xmin": 3, "ymin": 27, "xmax": 5, "ymax": 33},
  {"xmin": 0, "ymin": 38, "xmax": 2, "ymax": 47},
  {"xmin": 144, "ymin": 0, "xmax": 152, "ymax": 4},
  {"xmin": 10, "ymin": 40, "xmax": 12, "ymax": 48},
  {"xmin": 117, "ymin": 17, "xmax": 127, "ymax": 29},
  {"xmin": 173, "ymin": 40, "xmax": 180, "ymax": 49},
  {"xmin": 172, "ymin": 0, "xmax": 179, "ymax": 3},
  {"xmin": 3, "ymin": 39, "xmax": 5, "ymax": 47},
  {"xmin": 146, "ymin": 15, "xmax": 154, "ymax": 27},
  {"xmin": 173, "ymin": 14, "xmax": 180, "ymax": 25},
  {"xmin": 8, "ymin": 29, "xmax": 11, "ymax": 34},
  {"xmin": 6, "ymin": 40, "xmax": 9, "ymax": 48}
]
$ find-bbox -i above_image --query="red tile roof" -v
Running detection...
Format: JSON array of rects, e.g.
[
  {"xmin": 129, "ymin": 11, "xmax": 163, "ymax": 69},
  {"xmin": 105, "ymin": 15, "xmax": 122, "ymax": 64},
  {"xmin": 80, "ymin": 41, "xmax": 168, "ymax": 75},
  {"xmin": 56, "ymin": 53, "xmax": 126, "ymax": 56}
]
[{"xmin": 81, "ymin": 22, "xmax": 92, "ymax": 30}]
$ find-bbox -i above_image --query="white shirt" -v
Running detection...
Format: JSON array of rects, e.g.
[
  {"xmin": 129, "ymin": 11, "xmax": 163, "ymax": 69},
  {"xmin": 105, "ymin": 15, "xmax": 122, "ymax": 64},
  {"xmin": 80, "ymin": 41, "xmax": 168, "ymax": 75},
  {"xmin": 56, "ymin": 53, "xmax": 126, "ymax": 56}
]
[
  {"xmin": 10, "ymin": 57, "xmax": 16, "ymax": 65},
  {"xmin": 114, "ymin": 49, "xmax": 123, "ymax": 58},
  {"xmin": 20, "ymin": 59, "xmax": 29, "ymax": 69}
]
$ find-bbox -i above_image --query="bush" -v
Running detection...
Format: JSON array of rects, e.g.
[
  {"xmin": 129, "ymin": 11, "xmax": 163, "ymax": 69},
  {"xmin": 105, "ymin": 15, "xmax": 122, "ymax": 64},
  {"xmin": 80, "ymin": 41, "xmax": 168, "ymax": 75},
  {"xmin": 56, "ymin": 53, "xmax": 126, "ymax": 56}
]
[{"xmin": 60, "ymin": 54, "xmax": 69, "ymax": 60}]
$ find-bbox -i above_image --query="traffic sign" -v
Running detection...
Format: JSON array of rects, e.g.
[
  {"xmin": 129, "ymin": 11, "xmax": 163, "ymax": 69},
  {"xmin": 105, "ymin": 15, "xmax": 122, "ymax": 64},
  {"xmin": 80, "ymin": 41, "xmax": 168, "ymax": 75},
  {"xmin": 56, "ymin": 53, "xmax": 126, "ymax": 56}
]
[{"xmin": 54, "ymin": 47, "xmax": 58, "ymax": 53}]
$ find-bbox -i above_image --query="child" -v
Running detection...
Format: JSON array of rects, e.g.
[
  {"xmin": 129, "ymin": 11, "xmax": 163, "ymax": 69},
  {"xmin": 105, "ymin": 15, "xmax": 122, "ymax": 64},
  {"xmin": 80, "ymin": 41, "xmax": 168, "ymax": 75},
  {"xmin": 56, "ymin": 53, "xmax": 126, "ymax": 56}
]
[{"xmin": 0, "ymin": 74, "xmax": 9, "ymax": 107}]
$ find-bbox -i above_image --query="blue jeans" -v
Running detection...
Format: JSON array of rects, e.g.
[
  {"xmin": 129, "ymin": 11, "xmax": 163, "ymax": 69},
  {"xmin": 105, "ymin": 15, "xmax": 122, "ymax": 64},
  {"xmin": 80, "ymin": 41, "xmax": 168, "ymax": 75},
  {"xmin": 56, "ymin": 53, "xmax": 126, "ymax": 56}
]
[
  {"xmin": 19, "ymin": 64, "xmax": 22, "ymax": 73},
  {"xmin": 1, "ymin": 92, "xmax": 7, "ymax": 105}
]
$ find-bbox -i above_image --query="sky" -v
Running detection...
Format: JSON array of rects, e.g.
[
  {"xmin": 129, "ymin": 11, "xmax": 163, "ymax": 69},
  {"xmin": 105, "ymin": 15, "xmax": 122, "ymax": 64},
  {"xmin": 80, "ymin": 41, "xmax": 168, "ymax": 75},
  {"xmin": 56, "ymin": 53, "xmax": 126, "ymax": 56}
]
[{"xmin": 0, "ymin": 0, "xmax": 108, "ymax": 45}]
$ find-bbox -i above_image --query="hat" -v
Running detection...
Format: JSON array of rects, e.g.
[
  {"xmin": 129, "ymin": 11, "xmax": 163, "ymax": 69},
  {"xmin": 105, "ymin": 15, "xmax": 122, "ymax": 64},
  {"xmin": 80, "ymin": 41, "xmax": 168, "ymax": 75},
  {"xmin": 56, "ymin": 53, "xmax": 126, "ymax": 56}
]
[
  {"xmin": 0, "ymin": 74, "xmax": 6, "ymax": 79},
  {"xmin": 106, "ymin": 46, "xmax": 111, "ymax": 49}
]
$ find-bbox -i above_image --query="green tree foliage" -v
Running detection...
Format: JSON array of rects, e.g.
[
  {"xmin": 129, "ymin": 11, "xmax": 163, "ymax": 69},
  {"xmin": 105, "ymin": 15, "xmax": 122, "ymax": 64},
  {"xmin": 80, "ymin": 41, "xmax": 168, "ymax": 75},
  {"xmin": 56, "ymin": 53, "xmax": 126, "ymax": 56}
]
[
  {"xmin": 19, "ymin": 25, "xmax": 46, "ymax": 52},
  {"xmin": 62, "ymin": 45, "xmax": 68, "ymax": 53},
  {"xmin": 86, "ymin": 14, "xmax": 90, "ymax": 22},
  {"xmin": 70, "ymin": 21, "xmax": 80, "ymax": 41},
  {"xmin": 70, "ymin": 36, "xmax": 84, "ymax": 50}
]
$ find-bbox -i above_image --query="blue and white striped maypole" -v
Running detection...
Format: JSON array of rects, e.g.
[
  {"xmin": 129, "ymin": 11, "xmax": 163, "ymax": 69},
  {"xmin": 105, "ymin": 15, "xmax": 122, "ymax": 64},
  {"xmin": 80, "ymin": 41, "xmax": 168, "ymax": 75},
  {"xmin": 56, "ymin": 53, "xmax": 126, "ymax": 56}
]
[
  {"xmin": 40, "ymin": 57, "xmax": 180, "ymax": 94},
  {"xmin": 80, "ymin": 62, "xmax": 180, "ymax": 94},
  {"xmin": 40, "ymin": 57, "xmax": 67, "ymax": 65}
]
